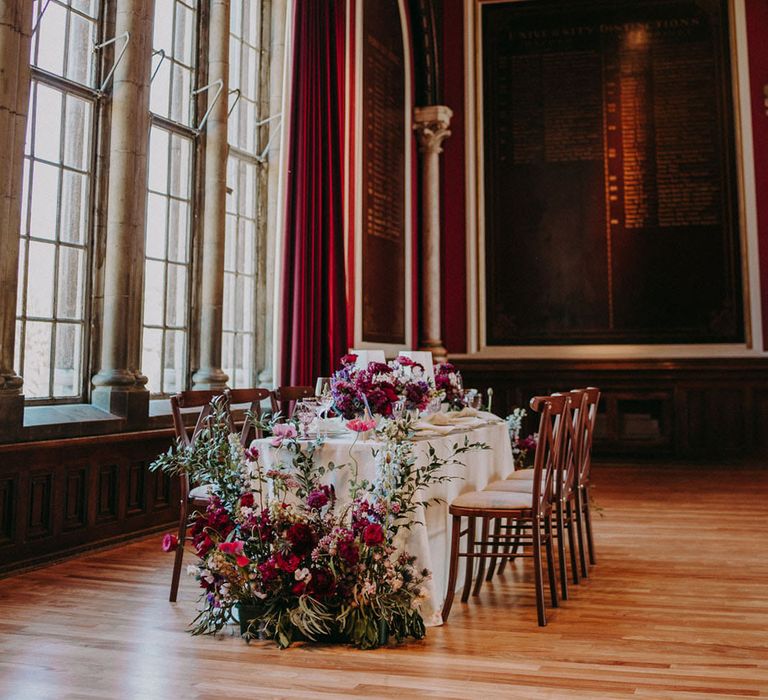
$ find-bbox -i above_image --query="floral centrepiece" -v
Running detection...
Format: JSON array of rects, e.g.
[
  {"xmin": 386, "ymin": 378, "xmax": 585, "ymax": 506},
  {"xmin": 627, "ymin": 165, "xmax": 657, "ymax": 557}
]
[
  {"xmin": 150, "ymin": 404, "xmax": 487, "ymax": 649},
  {"xmin": 330, "ymin": 354, "xmax": 435, "ymax": 420},
  {"xmin": 434, "ymin": 362, "xmax": 465, "ymax": 409}
]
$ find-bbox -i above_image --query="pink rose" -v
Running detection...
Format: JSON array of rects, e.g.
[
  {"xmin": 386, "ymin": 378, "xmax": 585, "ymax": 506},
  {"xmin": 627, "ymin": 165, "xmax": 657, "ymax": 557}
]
[
  {"xmin": 346, "ymin": 418, "xmax": 377, "ymax": 433},
  {"xmin": 219, "ymin": 540, "xmax": 245, "ymax": 556},
  {"xmin": 161, "ymin": 533, "xmax": 179, "ymax": 552},
  {"xmin": 270, "ymin": 422, "xmax": 298, "ymax": 447}
]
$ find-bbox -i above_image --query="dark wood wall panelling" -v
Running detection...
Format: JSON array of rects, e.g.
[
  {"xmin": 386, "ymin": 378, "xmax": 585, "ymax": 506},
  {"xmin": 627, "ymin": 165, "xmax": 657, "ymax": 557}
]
[
  {"xmin": 0, "ymin": 431, "xmax": 179, "ymax": 575},
  {"xmin": 456, "ymin": 357, "xmax": 768, "ymax": 460}
]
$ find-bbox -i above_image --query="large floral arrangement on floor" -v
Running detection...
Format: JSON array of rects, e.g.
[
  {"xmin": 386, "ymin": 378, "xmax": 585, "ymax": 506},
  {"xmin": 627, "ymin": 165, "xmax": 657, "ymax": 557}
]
[
  {"xmin": 330, "ymin": 354, "xmax": 435, "ymax": 420},
  {"xmin": 150, "ymin": 404, "xmax": 486, "ymax": 649}
]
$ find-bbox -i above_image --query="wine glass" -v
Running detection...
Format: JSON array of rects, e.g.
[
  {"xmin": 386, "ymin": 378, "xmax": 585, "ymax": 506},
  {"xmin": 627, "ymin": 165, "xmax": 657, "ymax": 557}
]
[
  {"xmin": 315, "ymin": 391, "xmax": 334, "ymax": 436},
  {"xmin": 294, "ymin": 400, "xmax": 316, "ymax": 438}
]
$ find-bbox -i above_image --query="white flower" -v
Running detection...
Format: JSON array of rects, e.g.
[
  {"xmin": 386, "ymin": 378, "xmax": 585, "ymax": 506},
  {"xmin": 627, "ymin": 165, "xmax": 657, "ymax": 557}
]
[
  {"xmin": 201, "ymin": 569, "xmax": 214, "ymax": 584},
  {"xmin": 186, "ymin": 564, "xmax": 198, "ymax": 576},
  {"xmin": 294, "ymin": 567, "xmax": 311, "ymax": 581}
]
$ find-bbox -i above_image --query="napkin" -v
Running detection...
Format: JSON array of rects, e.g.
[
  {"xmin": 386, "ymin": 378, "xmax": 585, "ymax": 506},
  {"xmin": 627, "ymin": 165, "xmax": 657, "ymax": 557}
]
[
  {"xmin": 423, "ymin": 409, "xmax": 483, "ymax": 427},
  {"xmin": 412, "ymin": 420, "xmax": 456, "ymax": 435}
]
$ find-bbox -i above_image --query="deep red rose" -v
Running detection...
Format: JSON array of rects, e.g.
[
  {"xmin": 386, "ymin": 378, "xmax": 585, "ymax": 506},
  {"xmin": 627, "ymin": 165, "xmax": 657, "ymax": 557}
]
[
  {"xmin": 307, "ymin": 569, "xmax": 336, "ymax": 600},
  {"xmin": 275, "ymin": 551, "xmax": 301, "ymax": 573},
  {"xmin": 235, "ymin": 555, "xmax": 250, "ymax": 567},
  {"xmin": 340, "ymin": 353, "xmax": 358, "ymax": 366},
  {"xmin": 338, "ymin": 539, "xmax": 359, "ymax": 566},
  {"xmin": 363, "ymin": 523, "xmax": 385, "ymax": 547},
  {"xmin": 240, "ymin": 492, "xmax": 255, "ymax": 508},
  {"xmin": 286, "ymin": 522, "xmax": 316, "ymax": 556}
]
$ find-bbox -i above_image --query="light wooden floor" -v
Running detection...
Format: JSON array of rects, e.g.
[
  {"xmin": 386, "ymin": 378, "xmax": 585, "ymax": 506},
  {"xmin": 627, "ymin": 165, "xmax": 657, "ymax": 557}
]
[{"xmin": 0, "ymin": 463, "xmax": 767, "ymax": 700}]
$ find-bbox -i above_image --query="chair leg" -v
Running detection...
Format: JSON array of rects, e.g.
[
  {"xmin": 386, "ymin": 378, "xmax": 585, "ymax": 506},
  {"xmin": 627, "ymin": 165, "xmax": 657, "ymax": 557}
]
[
  {"xmin": 498, "ymin": 518, "xmax": 522, "ymax": 575},
  {"xmin": 486, "ymin": 517, "xmax": 502, "ymax": 581},
  {"xmin": 473, "ymin": 518, "xmax": 489, "ymax": 595},
  {"xmin": 566, "ymin": 500, "xmax": 580, "ymax": 586},
  {"xmin": 532, "ymin": 516, "xmax": 546, "ymax": 627},
  {"xmin": 442, "ymin": 515, "xmax": 462, "ymax": 623},
  {"xmin": 461, "ymin": 516, "xmax": 476, "ymax": 603},
  {"xmin": 555, "ymin": 503, "xmax": 569, "ymax": 601},
  {"xmin": 574, "ymin": 489, "xmax": 589, "ymax": 578},
  {"xmin": 544, "ymin": 517, "xmax": 559, "ymax": 608},
  {"xmin": 169, "ymin": 499, "xmax": 189, "ymax": 603},
  {"xmin": 583, "ymin": 486, "xmax": 597, "ymax": 565},
  {"xmin": 497, "ymin": 518, "xmax": 511, "ymax": 575}
]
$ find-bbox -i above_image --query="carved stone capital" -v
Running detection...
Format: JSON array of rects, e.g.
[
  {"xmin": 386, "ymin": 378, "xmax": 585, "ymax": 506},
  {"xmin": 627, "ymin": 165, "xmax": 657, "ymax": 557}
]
[
  {"xmin": 0, "ymin": 370, "xmax": 23, "ymax": 396},
  {"xmin": 413, "ymin": 105, "xmax": 453, "ymax": 154}
]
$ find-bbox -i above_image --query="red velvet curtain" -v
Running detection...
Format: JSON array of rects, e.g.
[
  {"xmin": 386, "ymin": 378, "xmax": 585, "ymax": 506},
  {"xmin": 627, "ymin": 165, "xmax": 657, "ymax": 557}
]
[{"xmin": 280, "ymin": 0, "xmax": 348, "ymax": 386}]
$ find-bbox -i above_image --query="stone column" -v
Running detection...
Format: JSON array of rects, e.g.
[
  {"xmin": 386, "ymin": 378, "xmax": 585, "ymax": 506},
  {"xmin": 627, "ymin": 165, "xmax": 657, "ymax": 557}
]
[
  {"xmin": 413, "ymin": 105, "xmax": 452, "ymax": 362},
  {"xmin": 91, "ymin": 0, "xmax": 154, "ymax": 425},
  {"xmin": 192, "ymin": 0, "xmax": 230, "ymax": 389},
  {"xmin": 259, "ymin": 0, "xmax": 287, "ymax": 386},
  {"xmin": 0, "ymin": 3, "xmax": 32, "ymax": 439}
]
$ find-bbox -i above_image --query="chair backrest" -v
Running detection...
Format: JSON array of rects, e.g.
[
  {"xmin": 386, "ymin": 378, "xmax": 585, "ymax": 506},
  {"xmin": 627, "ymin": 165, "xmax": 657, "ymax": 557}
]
[
  {"xmin": 573, "ymin": 386, "xmax": 601, "ymax": 487},
  {"xmin": 271, "ymin": 385, "xmax": 314, "ymax": 417},
  {"xmin": 529, "ymin": 393, "xmax": 570, "ymax": 518},
  {"xmin": 398, "ymin": 351, "xmax": 435, "ymax": 384},
  {"xmin": 552, "ymin": 390, "xmax": 587, "ymax": 501},
  {"xmin": 227, "ymin": 387, "xmax": 273, "ymax": 445},
  {"xmin": 171, "ymin": 388, "xmax": 272, "ymax": 449},
  {"xmin": 351, "ymin": 349, "xmax": 386, "ymax": 367},
  {"xmin": 170, "ymin": 390, "xmax": 232, "ymax": 448}
]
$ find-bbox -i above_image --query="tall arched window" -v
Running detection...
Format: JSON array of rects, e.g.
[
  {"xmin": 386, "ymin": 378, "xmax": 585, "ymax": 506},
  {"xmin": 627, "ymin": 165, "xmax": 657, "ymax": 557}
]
[
  {"xmin": 15, "ymin": 0, "xmax": 103, "ymax": 400},
  {"xmin": 141, "ymin": 0, "xmax": 200, "ymax": 396},
  {"xmin": 222, "ymin": 2, "xmax": 268, "ymax": 388}
]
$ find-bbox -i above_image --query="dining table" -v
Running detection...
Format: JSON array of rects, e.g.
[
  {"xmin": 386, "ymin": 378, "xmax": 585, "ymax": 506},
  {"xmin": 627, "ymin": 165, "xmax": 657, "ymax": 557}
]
[{"xmin": 255, "ymin": 410, "xmax": 515, "ymax": 626}]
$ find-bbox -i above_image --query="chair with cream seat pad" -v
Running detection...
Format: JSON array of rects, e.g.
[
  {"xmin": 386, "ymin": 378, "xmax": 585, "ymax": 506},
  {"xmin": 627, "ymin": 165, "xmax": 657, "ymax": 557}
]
[
  {"xmin": 442, "ymin": 394, "xmax": 569, "ymax": 627},
  {"xmin": 486, "ymin": 390, "xmax": 588, "ymax": 598}
]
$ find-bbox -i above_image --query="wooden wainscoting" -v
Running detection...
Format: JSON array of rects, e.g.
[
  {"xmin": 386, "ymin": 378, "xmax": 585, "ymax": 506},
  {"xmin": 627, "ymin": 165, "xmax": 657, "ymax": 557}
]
[
  {"xmin": 455, "ymin": 357, "xmax": 768, "ymax": 459},
  {"xmin": 0, "ymin": 430, "xmax": 179, "ymax": 576}
]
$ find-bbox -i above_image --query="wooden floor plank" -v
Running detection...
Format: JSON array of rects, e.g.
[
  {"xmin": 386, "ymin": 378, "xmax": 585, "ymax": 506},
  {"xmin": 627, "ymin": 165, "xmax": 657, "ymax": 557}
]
[{"xmin": 0, "ymin": 463, "xmax": 766, "ymax": 699}]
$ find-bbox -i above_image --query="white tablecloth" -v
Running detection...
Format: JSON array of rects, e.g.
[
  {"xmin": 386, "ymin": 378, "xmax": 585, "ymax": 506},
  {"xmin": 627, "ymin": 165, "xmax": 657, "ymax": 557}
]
[{"xmin": 256, "ymin": 413, "xmax": 514, "ymax": 626}]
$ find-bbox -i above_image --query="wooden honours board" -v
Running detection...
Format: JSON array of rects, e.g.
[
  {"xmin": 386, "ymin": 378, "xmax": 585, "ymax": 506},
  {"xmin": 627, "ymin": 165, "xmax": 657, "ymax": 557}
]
[
  {"xmin": 482, "ymin": 0, "xmax": 743, "ymax": 345},
  {"xmin": 361, "ymin": 0, "xmax": 407, "ymax": 345}
]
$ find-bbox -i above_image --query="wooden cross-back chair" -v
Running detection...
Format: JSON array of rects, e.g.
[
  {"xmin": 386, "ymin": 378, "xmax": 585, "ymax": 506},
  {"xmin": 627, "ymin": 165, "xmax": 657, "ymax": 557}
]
[
  {"xmin": 442, "ymin": 394, "xmax": 569, "ymax": 627},
  {"xmin": 167, "ymin": 387, "xmax": 272, "ymax": 602},
  {"xmin": 270, "ymin": 385, "xmax": 315, "ymax": 418},
  {"xmin": 575, "ymin": 386, "xmax": 601, "ymax": 567},
  {"xmin": 481, "ymin": 390, "xmax": 588, "ymax": 598}
]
